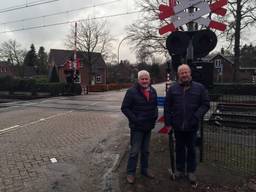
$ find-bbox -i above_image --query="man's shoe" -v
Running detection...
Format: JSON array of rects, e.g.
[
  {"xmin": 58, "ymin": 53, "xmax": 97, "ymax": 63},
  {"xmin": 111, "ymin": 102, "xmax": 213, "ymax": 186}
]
[
  {"xmin": 174, "ymin": 171, "xmax": 185, "ymax": 180},
  {"xmin": 188, "ymin": 172, "xmax": 197, "ymax": 186},
  {"xmin": 141, "ymin": 171, "xmax": 155, "ymax": 179},
  {"xmin": 126, "ymin": 175, "xmax": 135, "ymax": 184}
]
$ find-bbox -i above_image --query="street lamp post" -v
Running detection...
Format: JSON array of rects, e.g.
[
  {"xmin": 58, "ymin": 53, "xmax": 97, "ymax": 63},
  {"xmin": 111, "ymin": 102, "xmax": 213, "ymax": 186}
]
[{"xmin": 117, "ymin": 35, "xmax": 131, "ymax": 64}]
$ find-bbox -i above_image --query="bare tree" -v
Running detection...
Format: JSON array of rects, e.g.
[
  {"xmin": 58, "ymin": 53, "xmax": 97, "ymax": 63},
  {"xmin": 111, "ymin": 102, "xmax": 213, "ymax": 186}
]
[
  {"xmin": 0, "ymin": 39, "xmax": 26, "ymax": 66},
  {"xmin": 126, "ymin": 0, "xmax": 167, "ymax": 60},
  {"xmin": 219, "ymin": 0, "xmax": 256, "ymax": 81},
  {"xmin": 65, "ymin": 19, "xmax": 115, "ymax": 84},
  {"xmin": 129, "ymin": 0, "xmax": 256, "ymax": 82}
]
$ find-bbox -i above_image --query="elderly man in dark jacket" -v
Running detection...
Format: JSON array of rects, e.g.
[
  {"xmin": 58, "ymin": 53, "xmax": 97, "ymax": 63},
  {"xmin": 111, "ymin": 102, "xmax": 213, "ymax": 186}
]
[
  {"xmin": 121, "ymin": 70, "xmax": 158, "ymax": 184},
  {"xmin": 164, "ymin": 64, "xmax": 210, "ymax": 186}
]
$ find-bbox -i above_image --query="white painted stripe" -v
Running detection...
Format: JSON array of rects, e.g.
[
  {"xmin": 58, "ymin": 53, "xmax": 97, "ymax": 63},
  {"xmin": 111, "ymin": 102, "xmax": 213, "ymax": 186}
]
[
  {"xmin": 0, "ymin": 105, "xmax": 19, "ymax": 111},
  {"xmin": 0, "ymin": 125, "xmax": 20, "ymax": 132},
  {"xmin": 43, "ymin": 110, "xmax": 73, "ymax": 120},
  {"xmin": 90, "ymin": 102, "xmax": 99, "ymax": 105},
  {"xmin": 22, "ymin": 102, "xmax": 36, "ymax": 106},
  {"xmin": 0, "ymin": 110, "xmax": 73, "ymax": 134}
]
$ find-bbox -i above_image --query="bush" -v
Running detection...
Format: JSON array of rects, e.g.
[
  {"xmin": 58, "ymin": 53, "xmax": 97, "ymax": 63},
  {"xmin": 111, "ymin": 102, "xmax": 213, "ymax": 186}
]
[
  {"xmin": 63, "ymin": 83, "xmax": 82, "ymax": 95},
  {"xmin": 87, "ymin": 83, "xmax": 133, "ymax": 92},
  {"xmin": 15, "ymin": 79, "xmax": 36, "ymax": 92},
  {"xmin": 0, "ymin": 76, "xmax": 17, "ymax": 92},
  {"xmin": 47, "ymin": 82, "xmax": 66, "ymax": 96},
  {"xmin": 33, "ymin": 75, "xmax": 49, "ymax": 84},
  {"xmin": 73, "ymin": 84, "xmax": 82, "ymax": 95},
  {"xmin": 88, "ymin": 84, "xmax": 108, "ymax": 92}
]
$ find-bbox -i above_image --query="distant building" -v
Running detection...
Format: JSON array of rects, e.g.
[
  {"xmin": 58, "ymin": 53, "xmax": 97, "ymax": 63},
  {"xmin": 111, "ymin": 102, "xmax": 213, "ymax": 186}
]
[
  {"xmin": 209, "ymin": 53, "xmax": 256, "ymax": 83},
  {"xmin": 0, "ymin": 61, "xmax": 16, "ymax": 77},
  {"xmin": 48, "ymin": 49, "xmax": 107, "ymax": 86},
  {"xmin": 209, "ymin": 53, "xmax": 234, "ymax": 83}
]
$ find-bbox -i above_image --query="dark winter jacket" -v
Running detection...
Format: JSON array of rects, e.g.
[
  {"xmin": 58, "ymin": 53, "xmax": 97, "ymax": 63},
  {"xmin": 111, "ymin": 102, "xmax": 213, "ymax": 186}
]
[
  {"xmin": 121, "ymin": 83, "xmax": 158, "ymax": 132},
  {"xmin": 164, "ymin": 81, "xmax": 210, "ymax": 132}
]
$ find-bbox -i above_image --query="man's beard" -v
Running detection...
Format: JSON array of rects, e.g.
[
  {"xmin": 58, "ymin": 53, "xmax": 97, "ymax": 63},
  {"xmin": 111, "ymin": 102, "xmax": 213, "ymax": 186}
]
[{"xmin": 179, "ymin": 77, "xmax": 192, "ymax": 86}]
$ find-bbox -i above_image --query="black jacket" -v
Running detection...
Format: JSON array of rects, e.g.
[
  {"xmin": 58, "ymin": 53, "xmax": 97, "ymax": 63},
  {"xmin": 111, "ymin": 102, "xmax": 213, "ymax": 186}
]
[
  {"xmin": 121, "ymin": 83, "xmax": 158, "ymax": 132},
  {"xmin": 164, "ymin": 81, "xmax": 210, "ymax": 132}
]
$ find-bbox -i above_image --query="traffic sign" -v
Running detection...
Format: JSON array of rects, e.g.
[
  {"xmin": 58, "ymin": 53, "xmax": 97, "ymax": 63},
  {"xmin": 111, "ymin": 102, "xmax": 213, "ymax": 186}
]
[{"xmin": 159, "ymin": 0, "xmax": 227, "ymax": 35}]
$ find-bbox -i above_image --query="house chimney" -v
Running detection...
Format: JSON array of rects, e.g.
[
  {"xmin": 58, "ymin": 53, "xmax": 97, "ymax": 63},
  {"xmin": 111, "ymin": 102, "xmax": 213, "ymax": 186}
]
[{"xmin": 221, "ymin": 47, "xmax": 224, "ymax": 55}]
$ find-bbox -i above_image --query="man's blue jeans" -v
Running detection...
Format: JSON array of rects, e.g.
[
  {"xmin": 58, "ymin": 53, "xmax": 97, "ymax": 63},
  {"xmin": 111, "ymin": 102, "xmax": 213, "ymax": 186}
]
[
  {"xmin": 174, "ymin": 131, "xmax": 197, "ymax": 173},
  {"xmin": 127, "ymin": 130, "xmax": 151, "ymax": 176}
]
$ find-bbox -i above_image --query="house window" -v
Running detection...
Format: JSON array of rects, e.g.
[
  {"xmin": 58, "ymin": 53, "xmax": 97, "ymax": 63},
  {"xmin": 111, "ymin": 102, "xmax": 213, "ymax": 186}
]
[
  {"xmin": 214, "ymin": 59, "xmax": 221, "ymax": 68},
  {"xmin": 214, "ymin": 59, "xmax": 223, "ymax": 75},
  {"xmin": 96, "ymin": 74, "xmax": 102, "ymax": 83}
]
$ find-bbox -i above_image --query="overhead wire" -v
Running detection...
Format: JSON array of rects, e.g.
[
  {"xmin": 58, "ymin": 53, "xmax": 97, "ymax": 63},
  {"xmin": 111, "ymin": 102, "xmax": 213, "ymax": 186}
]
[
  {"xmin": 0, "ymin": 0, "xmax": 60, "ymax": 14},
  {"xmin": 0, "ymin": 0, "xmax": 121, "ymax": 25},
  {"xmin": 0, "ymin": 10, "xmax": 143, "ymax": 34}
]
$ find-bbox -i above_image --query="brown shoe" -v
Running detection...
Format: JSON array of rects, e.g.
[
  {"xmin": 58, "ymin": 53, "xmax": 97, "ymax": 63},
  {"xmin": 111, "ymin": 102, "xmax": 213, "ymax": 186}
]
[
  {"xmin": 141, "ymin": 171, "xmax": 154, "ymax": 179},
  {"xmin": 127, "ymin": 175, "xmax": 135, "ymax": 184}
]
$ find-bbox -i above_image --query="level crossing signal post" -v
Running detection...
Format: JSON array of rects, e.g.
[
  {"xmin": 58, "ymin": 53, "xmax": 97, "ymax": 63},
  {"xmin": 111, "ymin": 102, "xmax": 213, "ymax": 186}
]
[
  {"xmin": 159, "ymin": 0, "xmax": 227, "ymax": 87},
  {"xmin": 157, "ymin": 0, "xmax": 228, "ymax": 178}
]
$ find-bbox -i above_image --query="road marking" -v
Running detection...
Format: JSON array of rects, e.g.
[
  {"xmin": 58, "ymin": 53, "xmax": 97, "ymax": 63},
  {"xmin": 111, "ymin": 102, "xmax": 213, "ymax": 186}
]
[
  {"xmin": 0, "ymin": 110, "xmax": 73, "ymax": 135},
  {"xmin": 0, "ymin": 105, "xmax": 19, "ymax": 111},
  {"xmin": 0, "ymin": 125, "xmax": 20, "ymax": 133},
  {"xmin": 90, "ymin": 102, "xmax": 99, "ymax": 105},
  {"xmin": 22, "ymin": 102, "xmax": 36, "ymax": 106}
]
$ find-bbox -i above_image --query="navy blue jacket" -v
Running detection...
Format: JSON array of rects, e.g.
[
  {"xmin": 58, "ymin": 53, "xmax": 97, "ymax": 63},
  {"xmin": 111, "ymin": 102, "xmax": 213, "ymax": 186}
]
[
  {"xmin": 121, "ymin": 83, "xmax": 158, "ymax": 132},
  {"xmin": 164, "ymin": 81, "xmax": 210, "ymax": 132}
]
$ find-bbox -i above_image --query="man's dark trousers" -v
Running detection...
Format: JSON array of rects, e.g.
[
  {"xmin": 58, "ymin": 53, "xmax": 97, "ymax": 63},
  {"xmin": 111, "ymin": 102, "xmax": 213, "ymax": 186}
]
[
  {"xmin": 127, "ymin": 130, "xmax": 151, "ymax": 175},
  {"xmin": 174, "ymin": 131, "xmax": 197, "ymax": 173}
]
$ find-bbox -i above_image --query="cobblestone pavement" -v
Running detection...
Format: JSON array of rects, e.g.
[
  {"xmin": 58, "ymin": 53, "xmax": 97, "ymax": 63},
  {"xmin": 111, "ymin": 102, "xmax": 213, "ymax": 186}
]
[
  {"xmin": 0, "ymin": 88, "xmax": 135, "ymax": 192},
  {"xmin": 0, "ymin": 83, "xmax": 166, "ymax": 192}
]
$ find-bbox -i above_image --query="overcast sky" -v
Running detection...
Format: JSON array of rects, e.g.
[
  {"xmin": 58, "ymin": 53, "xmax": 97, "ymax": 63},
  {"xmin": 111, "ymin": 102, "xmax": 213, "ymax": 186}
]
[
  {"xmin": 1, "ymin": 0, "xmax": 255, "ymax": 64},
  {"xmin": 0, "ymin": 0, "xmax": 139, "ymax": 63}
]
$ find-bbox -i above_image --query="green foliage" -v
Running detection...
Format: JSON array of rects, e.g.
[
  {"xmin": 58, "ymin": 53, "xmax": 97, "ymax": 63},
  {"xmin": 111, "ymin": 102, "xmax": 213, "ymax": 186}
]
[
  {"xmin": 33, "ymin": 75, "xmax": 49, "ymax": 84},
  {"xmin": 15, "ymin": 78, "xmax": 36, "ymax": 92},
  {"xmin": 150, "ymin": 63, "xmax": 161, "ymax": 83},
  {"xmin": 37, "ymin": 46, "xmax": 48, "ymax": 75},
  {"xmin": 47, "ymin": 82, "xmax": 66, "ymax": 96},
  {"xmin": 0, "ymin": 76, "xmax": 82, "ymax": 97},
  {"xmin": 240, "ymin": 44, "xmax": 256, "ymax": 68},
  {"xmin": 23, "ymin": 44, "xmax": 38, "ymax": 67},
  {"xmin": 137, "ymin": 62, "xmax": 151, "ymax": 72},
  {"xmin": 49, "ymin": 65, "xmax": 59, "ymax": 82},
  {"xmin": 73, "ymin": 84, "xmax": 82, "ymax": 95},
  {"xmin": 0, "ymin": 76, "xmax": 17, "ymax": 91}
]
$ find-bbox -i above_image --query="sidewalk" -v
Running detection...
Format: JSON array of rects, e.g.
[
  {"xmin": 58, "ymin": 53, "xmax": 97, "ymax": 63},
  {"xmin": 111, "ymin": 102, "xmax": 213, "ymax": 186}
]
[{"xmin": 116, "ymin": 133, "xmax": 256, "ymax": 192}]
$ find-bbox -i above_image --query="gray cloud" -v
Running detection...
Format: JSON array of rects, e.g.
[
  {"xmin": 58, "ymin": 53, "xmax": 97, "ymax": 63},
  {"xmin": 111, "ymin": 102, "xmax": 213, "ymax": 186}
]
[{"xmin": 0, "ymin": 0, "xmax": 139, "ymax": 62}]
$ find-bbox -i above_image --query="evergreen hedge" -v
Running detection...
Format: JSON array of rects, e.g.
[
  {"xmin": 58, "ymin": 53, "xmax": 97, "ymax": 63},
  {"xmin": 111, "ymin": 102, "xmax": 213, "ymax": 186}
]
[{"xmin": 0, "ymin": 76, "xmax": 81, "ymax": 97}]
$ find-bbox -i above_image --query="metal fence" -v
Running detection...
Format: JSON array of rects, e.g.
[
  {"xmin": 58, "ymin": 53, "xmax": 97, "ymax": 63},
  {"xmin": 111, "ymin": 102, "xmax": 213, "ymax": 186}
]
[{"xmin": 203, "ymin": 94, "xmax": 256, "ymax": 176}]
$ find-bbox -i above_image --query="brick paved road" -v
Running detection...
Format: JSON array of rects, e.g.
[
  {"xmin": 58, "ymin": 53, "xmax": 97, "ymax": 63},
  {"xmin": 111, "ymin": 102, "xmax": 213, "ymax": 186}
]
[
  {"xmin": 0, "ymin": 89, "xmax": 132, "ymax": 192},
  {"xmin": 0, "ymin": 83, "xmax": 165, "ymax": 192}
]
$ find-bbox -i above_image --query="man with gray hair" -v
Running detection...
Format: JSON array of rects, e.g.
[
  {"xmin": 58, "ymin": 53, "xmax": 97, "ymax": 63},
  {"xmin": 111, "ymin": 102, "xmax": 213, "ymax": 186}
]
[
  {"xmin": 164, "ymin": 64, "xmax": 210, "ymax": 187},
  {"xmin": 121, "ymin": 70, "xmax": 158, "ymax": 184}
]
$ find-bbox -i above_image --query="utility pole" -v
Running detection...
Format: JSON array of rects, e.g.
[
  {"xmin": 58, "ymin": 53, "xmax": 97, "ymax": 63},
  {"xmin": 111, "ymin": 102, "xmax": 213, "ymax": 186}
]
[
  {"xmin": 73, "ymin": 22, "xmax": 81, "ymax": 84},
  {"xmin": 186, "ymin": 5, "xmax": 195, "ymax": 66}
]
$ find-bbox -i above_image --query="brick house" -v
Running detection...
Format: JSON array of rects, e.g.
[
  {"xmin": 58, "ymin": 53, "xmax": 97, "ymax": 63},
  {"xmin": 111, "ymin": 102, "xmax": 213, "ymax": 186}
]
[
  {"xmin": 209, "ymin": 53, "xmax": 256, "ymax": 83},
  {"xmin": 209, "ymin": 54, "xmax": 234, "ymax": 83},
  {"xmin": 48, "ymin": 49, "xmax": 107, "ymax": 86},
  {"xmin": 0, "ymin": 61, "xmax": 16, "ymax": 77}
]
